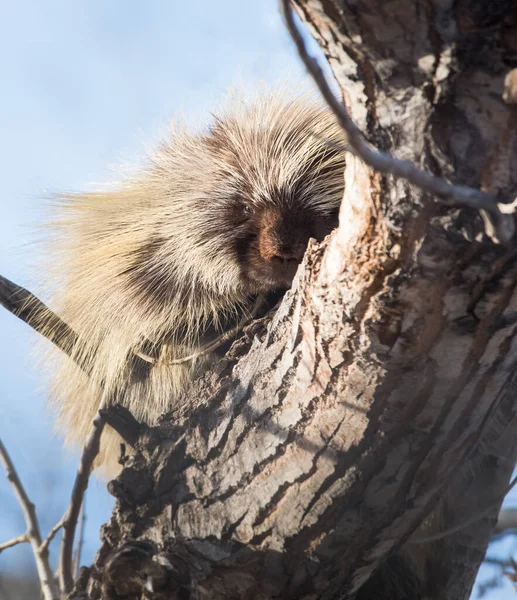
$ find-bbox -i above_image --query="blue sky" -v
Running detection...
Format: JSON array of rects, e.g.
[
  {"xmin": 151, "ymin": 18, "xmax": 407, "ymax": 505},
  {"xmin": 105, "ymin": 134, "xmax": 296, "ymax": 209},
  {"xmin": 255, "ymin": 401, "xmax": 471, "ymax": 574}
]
[{"xmin": 0, "ymin": 1, "xmax": 514, "ymax": 598}]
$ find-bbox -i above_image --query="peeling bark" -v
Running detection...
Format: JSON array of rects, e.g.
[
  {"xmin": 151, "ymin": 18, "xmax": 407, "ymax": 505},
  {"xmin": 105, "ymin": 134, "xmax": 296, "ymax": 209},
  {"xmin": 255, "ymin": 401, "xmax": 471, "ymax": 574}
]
[{"xmin": 72, "ymin": 2, "xmax": 517, "ymax": 599}]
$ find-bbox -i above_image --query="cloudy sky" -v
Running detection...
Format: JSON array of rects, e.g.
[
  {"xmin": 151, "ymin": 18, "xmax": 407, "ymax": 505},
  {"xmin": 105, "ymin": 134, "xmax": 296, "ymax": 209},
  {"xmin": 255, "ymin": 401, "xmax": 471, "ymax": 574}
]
[{"xmin": 0, "ymin": 1, "xmax": 514, "ymax": 598}]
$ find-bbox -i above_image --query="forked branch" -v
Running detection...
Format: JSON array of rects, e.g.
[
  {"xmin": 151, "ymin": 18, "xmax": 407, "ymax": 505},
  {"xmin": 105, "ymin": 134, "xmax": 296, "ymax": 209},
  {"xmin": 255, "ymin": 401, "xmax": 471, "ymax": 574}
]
[
  {"xmin": 0, "ymin": 274, "xmax": 108, "ymax": 593},
  {"xmin": 0, "ymin": 439, "xmax": 59, "ymax": 600}
]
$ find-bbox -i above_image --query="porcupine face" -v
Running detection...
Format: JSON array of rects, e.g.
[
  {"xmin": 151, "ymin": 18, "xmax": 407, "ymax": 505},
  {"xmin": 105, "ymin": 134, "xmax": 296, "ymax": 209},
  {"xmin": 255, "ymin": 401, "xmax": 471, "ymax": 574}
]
[
  {"xmin": 226, "ymin": 192, "xmax": 338, "ymax": 291},
  {"xmin": 126, "ymin": 97, "xmax": 346, "ymax": 309}
]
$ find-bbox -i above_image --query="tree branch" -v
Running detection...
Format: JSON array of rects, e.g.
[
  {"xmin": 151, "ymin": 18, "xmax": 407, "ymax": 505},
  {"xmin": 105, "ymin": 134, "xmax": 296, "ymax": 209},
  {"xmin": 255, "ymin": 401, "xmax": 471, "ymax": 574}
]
[
  {"xmin": 0, "ymin": 273, "xmax": 155, "ymax": 378},
  {"xmin": 0, "ymin": 533, "xmax": 28, "ymax": 553},
  {"xmin": 0, "ymin": 274, "xmax": 109, "ymax": 593},
  {"xmin": 0, "ymin": 439, "xmax": 59, "ymax": 600},
  {"xmin": 280, "ymin": 0, "xmax": 516, "ymax": 244},
  {"xmin": 59, "ymin": 396, "xmax": 107, "ymax": 595},
  {"xmin": 0, "ymin": 274, "xmax": 77, "ymax": 359},
  {"xmin": 39, "ymin": 516, "xmax": 65, "ymax": 557},
  {"xmin": 73, "ymin": 499, "xmax": 86, "ymax": 579},
  {"xmin": 0, "ymin": 274, "xmax": 121, "ymax": 593},
  {"xmin": 495, "ymin": 507, "xmax": 517, "ymax": 534}
]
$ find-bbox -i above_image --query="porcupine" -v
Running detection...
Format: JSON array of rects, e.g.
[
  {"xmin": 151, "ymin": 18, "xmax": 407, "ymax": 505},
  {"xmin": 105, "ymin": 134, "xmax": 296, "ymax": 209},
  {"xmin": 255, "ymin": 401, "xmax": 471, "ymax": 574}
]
[{"xmin": 40, "ymin": 91, "xmax": 347, "ymax": 475}]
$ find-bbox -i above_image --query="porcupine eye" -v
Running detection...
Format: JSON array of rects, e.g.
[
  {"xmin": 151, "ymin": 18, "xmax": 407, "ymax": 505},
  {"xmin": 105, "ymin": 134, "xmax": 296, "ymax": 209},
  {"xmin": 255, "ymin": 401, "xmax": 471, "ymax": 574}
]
[{"xmin": 242, "ymin": 203, "xmax": 253, "ymax": 218}]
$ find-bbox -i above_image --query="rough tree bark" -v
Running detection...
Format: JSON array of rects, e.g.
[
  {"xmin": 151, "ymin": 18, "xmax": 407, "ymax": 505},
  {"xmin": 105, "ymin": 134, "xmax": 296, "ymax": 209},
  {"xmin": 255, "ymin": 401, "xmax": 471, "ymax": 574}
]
[{"xmin": 71, "ymin": 2, "xmax": 517, "ymax": 599}]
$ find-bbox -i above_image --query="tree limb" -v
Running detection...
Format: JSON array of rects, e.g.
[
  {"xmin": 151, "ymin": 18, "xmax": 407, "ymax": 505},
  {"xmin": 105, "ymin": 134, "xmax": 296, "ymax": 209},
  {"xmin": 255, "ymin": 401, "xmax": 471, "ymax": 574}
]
[
  {"xmin": 0, "ymin": 274, "xmax": 112, "ymax": 593},
  {"xmin": 280, "ymin": 0, "xmax": 516, "ymax": 244},
  {"xmin": 495, "ymin": 507, "xmax": 517, "ymax": 534},
  {"xmin": 0, "ymin": 533, "xmax": 28, "ymax": 553},
  {"xmin": 0, "ymin": 274, "xmax": 78, "ymax": 359},
  {"xmin": 73, "ymin": 499, "xmax": 86, "ymax": 579},
  {"xmin": 0, "ymin": 273, "xmax": 158, "ymax": 378},
  {"xmin": 0, "ymin": 439, "xmax": 59, "ymax": 600},
  {"xmin": 59, "ymin": 396, "xmax": 107, "ymax": 595},
  {"xmin": 39, "ymin": 516, "xmax": 65, "ymax": 557}
]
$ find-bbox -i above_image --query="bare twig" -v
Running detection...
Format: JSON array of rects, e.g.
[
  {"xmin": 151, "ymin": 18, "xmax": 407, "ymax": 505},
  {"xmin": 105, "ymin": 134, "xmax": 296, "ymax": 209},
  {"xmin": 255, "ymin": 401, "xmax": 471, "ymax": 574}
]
[
  {"xmin": 280, "ymin": 0, "xmax": 516, "ymax": 243},
  {"xmin": 484, "ymin": 556, "xmax": 512, "ymax": 567},
  {"xmin": 0, "ymin": 273, "xmax": 78, "ymax": 358},
  {"xmin": 135, "ymin": 295, "xmax": 266, "ymax": 365},
  {"xmin": 59, "ymin": 395, "xmax": 108, "ymax": 594},
  {"xmin": 39, "ymin": 515, "xmax": 65, "ymax": 557},
  {"xmin": 73, "ymin": 496, "xmax": 86, "ymax": 578},
  {"xmin": 0, "ymin": 273, "xmax": 182, "ymax": 376},
  {"xmin": 495, "ymin": 507, "xmax": 517, "ymax": 533},
  {"xmin": 0, "ymin": 439, "xmax": 59, "ymax": 600},
  {"xmin": 0, "ymin": 533, "xmax": 29, "ymax": 552}
]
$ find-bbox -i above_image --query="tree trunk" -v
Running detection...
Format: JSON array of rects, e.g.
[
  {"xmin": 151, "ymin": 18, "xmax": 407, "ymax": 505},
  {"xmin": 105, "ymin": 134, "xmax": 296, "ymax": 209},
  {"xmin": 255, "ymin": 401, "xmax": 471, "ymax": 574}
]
[{"xmin": 74, "ymin": 2, "xmax": 517, "ymax": 599}]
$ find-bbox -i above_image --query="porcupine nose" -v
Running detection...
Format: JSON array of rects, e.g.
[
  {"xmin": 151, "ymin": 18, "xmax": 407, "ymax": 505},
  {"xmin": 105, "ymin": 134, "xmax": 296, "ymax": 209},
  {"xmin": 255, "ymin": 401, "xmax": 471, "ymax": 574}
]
[{"xmin": 271, "ymin": 245, "xmax": 305, "ymax": 266}]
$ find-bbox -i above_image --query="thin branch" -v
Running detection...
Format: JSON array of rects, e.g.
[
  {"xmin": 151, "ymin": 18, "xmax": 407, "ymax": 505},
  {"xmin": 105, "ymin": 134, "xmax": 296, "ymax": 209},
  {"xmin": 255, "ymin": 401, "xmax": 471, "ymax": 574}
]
[
  {"xmin": 0, "ymin": 273, "xmax": 161, "ymax": 378},
  {"xmin": 135, "ymin": 295, "xmax": 266, "ymax": 366},
  {"xmin": 0, "ymin": 439, "xmax": 59, "ymax": 600},
  {"xmin": 0, "ymin": 275, "xmax": 149, "ymax": 592},
  {"xmin": 39, "ymin": 515, "xmax": 65, "ymax": 557},
  {"xmin": 0, "ymin": 533, "xmax": 29, "ymax": 552},
  {"xmin": 495, "ymin": 507, "xmax": 517, "ymax": 534},
  {"xmin": 73, "ymin": 496, "xmax": 86, "ymax": 579},
  {"xmin": 0, "ymin": 273, "xmax": 78, "ymax": 358},
  {"xmin": 59, "ymin": 394, "xmax": 108, "ymax": 595},
  {"xmin": 280, "ymin": 0, "xmax": 516, "ymax": 243},
  {"xmin": 484, "ymin": 556, "xmax": 511, "ymax": 567}
]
